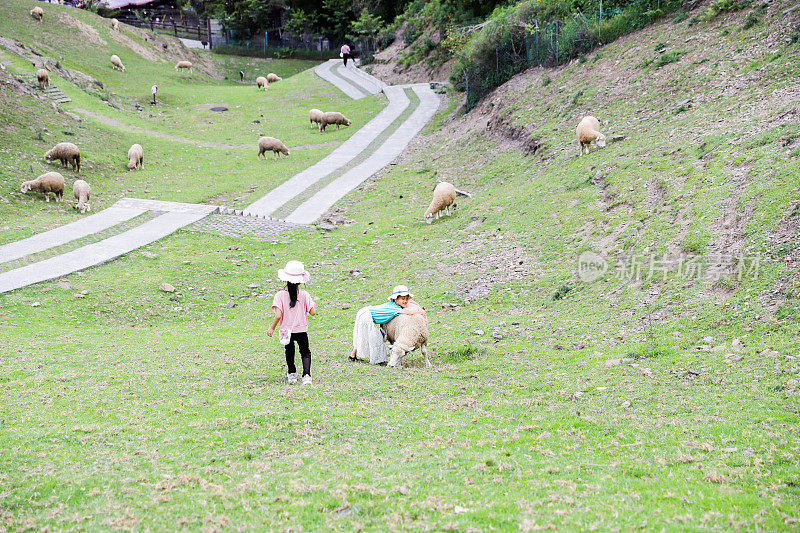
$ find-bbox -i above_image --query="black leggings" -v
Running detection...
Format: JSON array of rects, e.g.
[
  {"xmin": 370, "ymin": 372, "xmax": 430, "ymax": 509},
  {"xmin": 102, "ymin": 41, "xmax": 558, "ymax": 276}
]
[
  {"xmin": 343, "ymin": 53, "xmax": 351, "ymax": 67},
  {"xmin": 285, "ymin": 332, "xmax": 311, "ymax": 377}
]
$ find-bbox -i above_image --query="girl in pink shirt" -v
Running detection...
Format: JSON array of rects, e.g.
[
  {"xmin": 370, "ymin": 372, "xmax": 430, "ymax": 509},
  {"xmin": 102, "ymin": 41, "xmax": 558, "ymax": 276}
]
[{"xmin": 267, "ymin": 260, "xmax": 317, "ymax": 385}]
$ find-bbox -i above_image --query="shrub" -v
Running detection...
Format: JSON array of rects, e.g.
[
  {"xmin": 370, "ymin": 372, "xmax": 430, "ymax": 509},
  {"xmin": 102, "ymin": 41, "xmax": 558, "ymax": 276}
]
[
  {"xmin": 404, "ymin": 24, "xmax": 422, "ymax": 45},
  {"xmin": 655, "ymin": 50, "xmax": 685, "ymax": 68},
  {"xmin": 542, "ymin": 73, "xmax": 551, "ymax": 86},
  {"xmin": 378, "ymin": 32, "xmax": 395, "ymax": 49},
  {"xmin": 672, "ymin": 10, "xmax": 688, "ymax": 23},
  {"xmin": 654, "ymin": 41, "xmax": 667, "ymax": 52},
  {"xmin": 742, "ymin": 13, "xmax": 759, "ymax": 30}
]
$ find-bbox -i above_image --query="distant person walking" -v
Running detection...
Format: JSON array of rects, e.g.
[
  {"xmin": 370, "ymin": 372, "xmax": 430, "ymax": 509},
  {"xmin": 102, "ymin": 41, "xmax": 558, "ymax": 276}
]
[
  {"xmin": 341, "ymin": 43, "xmax": 352, "ymax": 67},
  {"xmin": 267, "ymin": 260, "xmax": 317, "ymax": 385}
]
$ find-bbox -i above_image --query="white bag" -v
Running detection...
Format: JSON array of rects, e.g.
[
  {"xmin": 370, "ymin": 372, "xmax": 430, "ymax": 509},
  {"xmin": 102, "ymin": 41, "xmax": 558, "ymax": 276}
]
[{"xmin": 278, "ymin": 326, "xmax": 292, "ymax": 345}]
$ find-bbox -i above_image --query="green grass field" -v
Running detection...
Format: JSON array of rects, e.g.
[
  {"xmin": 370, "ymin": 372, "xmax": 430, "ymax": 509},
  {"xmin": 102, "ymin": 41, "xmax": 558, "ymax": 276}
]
[{"xmin": 1, "ymin": 0, "xmax": 799, "ymax": 530}]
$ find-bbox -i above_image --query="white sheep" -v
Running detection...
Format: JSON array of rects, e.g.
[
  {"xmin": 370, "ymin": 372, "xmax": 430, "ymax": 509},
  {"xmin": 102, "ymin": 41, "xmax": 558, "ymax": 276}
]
[
  {"xmin": 111, "ymin": 18, "xmax": 119, "ymax": 30},
  {"xmin": 255, "ymin": 76, "xmax": 268, "ymax": 91},
  {"xmin": 267, "ymin": 73, "xmax": 282, "ymax": 83},
  {"xmin": 174, "ymin": 60, "xmax": 193, "ymax": 73},
  {"xmin": 257, "ymin": 136, "xmax": 290, "ymax": 159},
  {"xmin": 45, "ymin": 142, "xmax": 81, "ymax": 172},
  {"xmin": 309, "ymin": 108, "xmax": 323, "ymax": 129},
  {"xmin": 30, "ymin": 6, "xmax": 44, "ymax": 21},
  {"xmin": 73, "ymin": 179, "xmax": 91, "ymax": 213},
  {"xmin": 383, "ymin": 312, "xmax": 431, "ymax": 369},
  {"xmin": 576, "ymin": 116, "xmax": 606, "ymax": 155},
  {"xmin": 36, "ymin": 68, "xmax": 50, "ymax": 89},
  {"xmin": 319, "ymin": 111, "xmax": 352, "ymax": 132},
  {"xmin": 424, "ymin": 181, "xmax": 457, "ymax": 224},
  {"xmin": 21, "ymin": 172, "xmax": 64, "ymax": 202},
  {"xmin": 110, "ymin": 54, "xmax": 125, "ymax": 72},
  {"xmin": 127, "ymin": 143, "xmax": 143, "ymax": 170}
]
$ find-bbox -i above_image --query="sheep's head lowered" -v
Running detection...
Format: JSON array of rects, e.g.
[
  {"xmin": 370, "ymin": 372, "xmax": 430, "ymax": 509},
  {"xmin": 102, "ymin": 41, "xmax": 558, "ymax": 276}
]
[{"xmin": 381, "ymin": 312, "xmax": 431, "ymax": 369}]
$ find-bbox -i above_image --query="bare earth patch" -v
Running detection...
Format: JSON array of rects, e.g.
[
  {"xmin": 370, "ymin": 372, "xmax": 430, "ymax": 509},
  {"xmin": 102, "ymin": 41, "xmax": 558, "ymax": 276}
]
[{"xmin": 58, "ymin": 13, "xmax": 107, "ymax": 46}]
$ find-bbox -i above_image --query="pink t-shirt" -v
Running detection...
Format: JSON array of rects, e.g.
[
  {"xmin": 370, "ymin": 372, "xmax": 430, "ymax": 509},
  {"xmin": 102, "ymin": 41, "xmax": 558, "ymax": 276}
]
[
  {"xmin": 272, "ymin": 289, "xmax": 314, "ymax": 333},
  {"xmin": 341, "ymin": 44, "xmax": 350, "ymax": 55}
]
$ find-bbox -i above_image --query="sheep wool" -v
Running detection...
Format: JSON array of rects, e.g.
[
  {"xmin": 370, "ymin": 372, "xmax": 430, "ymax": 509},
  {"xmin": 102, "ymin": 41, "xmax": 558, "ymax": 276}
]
[
  {"xmin": 266, "ymin": 73, "xmax": 282, "ymax": 83},
  {"xmin": 257, "ymin": 136, "xmax": 289, "ymax": 159},
  {"xmin": 20, "ymin": 172, "xmax": 64, "ymax": 202},
  {"xmin": 45, "ymin": 142, "xmax": 81, "ymax": 172},
  {"xmin": 319, "ymin": 111, "xmax": 352, "ymax": 132},
  {"xmin": 576, "ymin": 116, "xmax": 607, "ymax": 155},
  {"xmin": 255, "ymin": 76, "xmax": 268, "ymax": 91},
  {"xmin": 36, "ymin": 68, "xmax": 50, "ymax": 89},
  {"xmin": 424, "ymin": 181, "xmax": 457, "ymax": 224},
  {"xmin": 382, "ymin": 312, "xmax": 431, "ymax": 369},
  {"xmin": 30, "ymin": 6, "xmax": 43, "ymax": 21},
  {"xmin": 111, "ymin": 18, "xmax": 119, "ymax": 30},
  {"xmin": 174, "ymin": 60, "xmax": 193, "ymax": 73},
  {"xmin": 73, "ymin": 179, "xmax": 91, "ymax": 213},
  {"xmin": 110, "ymin": 54, "xmax": 125, "ymax": 72},
  {"xmin": 308, "ymin": 108, "xmax": 324, "ymax": 128},
  {"xmin": 127, "ymin": 143, "xmax": 144, "ymax": 170}
]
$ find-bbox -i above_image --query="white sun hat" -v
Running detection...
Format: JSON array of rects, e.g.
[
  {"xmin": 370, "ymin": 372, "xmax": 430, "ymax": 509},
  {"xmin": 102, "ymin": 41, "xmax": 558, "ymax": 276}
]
[
  {"xmin": 388, "ymin": 284, "xmax": 414, "ymax": 300},
  {"xmin": 278, "ymin": 260, "xmax": 310, "ymax": 283}
]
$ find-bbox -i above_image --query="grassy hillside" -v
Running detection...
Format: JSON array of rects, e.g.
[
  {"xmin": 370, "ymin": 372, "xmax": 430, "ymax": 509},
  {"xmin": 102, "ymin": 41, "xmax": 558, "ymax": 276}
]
[{"xmin": 1, "ymin": 0, "xmax": 799, "ymax": 531}]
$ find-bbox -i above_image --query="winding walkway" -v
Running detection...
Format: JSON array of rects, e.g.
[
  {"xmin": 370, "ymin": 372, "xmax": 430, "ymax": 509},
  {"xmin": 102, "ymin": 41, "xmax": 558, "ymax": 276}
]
[{"xmin": 0, "ymin": 61, "xmax": 439, "ymax": 294}]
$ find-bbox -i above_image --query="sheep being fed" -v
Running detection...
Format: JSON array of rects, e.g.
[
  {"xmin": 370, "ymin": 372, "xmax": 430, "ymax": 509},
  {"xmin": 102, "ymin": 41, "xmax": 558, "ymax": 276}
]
[
  {"xmin": 36, "ymin": 68, "xmax": 50, "ymax": 89},
  {"xmin": 424, "ymin": 181, "xmax": 457, "ymax": 224},
  {"xmin": 127, "ymin": 143, "xmax": 144, "ymax": 170},
  {"xmin": 576, "ymin": 116, "xmax": 607, "ymax": 155},
  {"xmin": 257, "ymin": 136, "xmax": 290, "ymax": 159},
  {"xmin": 110, "ymin": 54, "xmax": 125, "ymax": 72},
  {"xmin": 382, "ymin": 312, "xmax": 431, "ymax": 369},
  {"xmin": 20, "ymin": 172, "xmax": 64, "ymax": 202},
  {"xmin": 255, "ymin": 76, "xmax": 268, "ymax": 91},
  {"xmin": 73, "ymin": 179, "xmax": 91, "ymax": 213},
  {"xmin": 45, "ymin": 142, "xmax": 81, "ymax": 172},
  {"xmin": 318, "ymin": 111, "xmax": 351, "ymax": 132}
]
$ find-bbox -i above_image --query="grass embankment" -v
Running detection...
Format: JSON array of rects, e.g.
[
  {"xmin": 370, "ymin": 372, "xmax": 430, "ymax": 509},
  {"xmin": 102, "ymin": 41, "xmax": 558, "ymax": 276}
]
[{"xmin": 1, "ymin": 0, "xmax": 799, "ymax": 530}]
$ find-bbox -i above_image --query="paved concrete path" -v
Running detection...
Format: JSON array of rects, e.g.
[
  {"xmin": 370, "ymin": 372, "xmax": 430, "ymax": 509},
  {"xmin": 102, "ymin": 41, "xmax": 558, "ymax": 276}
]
[
  {"xmin": 314, "ymin": 59, "xmax": 367, "ymax": 99},
  {"xmin": 285, "ymin": 84, "xmax": 439, "ymax": 225},
  {"xmin": 0, "ymin": 205, "xmax": 145, "ymax": 264},
  {"xmin": 243, "ymin": 85, "xmax": 410, "ymax": 219}
]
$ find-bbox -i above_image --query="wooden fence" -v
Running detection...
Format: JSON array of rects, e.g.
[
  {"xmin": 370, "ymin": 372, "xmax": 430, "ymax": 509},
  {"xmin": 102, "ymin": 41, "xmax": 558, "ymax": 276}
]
[{"xmin": 118, "ymin": 18, "xmax": 212, "ymax": 46}]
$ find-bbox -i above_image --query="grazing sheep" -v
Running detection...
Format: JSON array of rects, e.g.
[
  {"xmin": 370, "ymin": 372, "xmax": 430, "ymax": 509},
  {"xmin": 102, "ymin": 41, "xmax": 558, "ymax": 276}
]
[
  {"xmin": 127, "ymin": 143, "xmax": 143, "ymax": 170},
  {"xmin": 111, "ymin": 18, "xmax": 119, "ymax": 30},
  {"xmin": 255, "ymin": 76, "xmax": 268, "ymax": 91},
  {"xmin": 174, "ymin": 60, "xmax": 193, "ymax": 73},
  {"xmin": 110, "ymin": 54, "xmax": 125, "ymax": 72},
  {"xmin": 382, "ymin": 312, "xmax": 431, "ymax": 369},
  {"xmin": 267, "ymin": 73, "xmax": 282, "ymax": 83},
  {"xmin": 319, "ymin": 111, "xmax": 352, "ymax": 132},
  {"xmin": 424, "ymin": 181, "xmax": 457, "ymax": 224},
  {"xmin": 36, "ymin": 68, "xmax": 50, "ymax": 89},
  {"xmin": 20, "ymin": 172, "xmax": 64, "ymax": 202},
  {"xmin": 73, "ymin": 179, "xmax": 91, "ymax": 213},
  {"xmin": 45, "ymin": 142, "xmax": 81, "ymax": 172},
  {"xmin": 151, "ymin": 84, "xmax": 158, "ymax": 104},
  {"xmin": 576, "ymin": 116, "xmax": 606, "ymax": 155},
  {"xmin": 309, "ymin": 108, "xmax": 324, "ymax": 129},
  {"xmin": 30, "ymin": 6, "xmax": 43, "ymax": 21},
  {"xmin": 257, "ymin": 136, "xmax": 290, "ymax": 160}
]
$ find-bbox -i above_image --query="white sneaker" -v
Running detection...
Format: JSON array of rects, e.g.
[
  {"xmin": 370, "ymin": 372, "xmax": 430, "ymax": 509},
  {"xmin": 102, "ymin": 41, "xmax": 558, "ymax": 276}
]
[
  {"xmin": 302, "ymin": 375, "xmax": 312, "ymax": 386},
  {"xmin": 287, "ymin": 372, "xmax": 297, "ymax": 385}
]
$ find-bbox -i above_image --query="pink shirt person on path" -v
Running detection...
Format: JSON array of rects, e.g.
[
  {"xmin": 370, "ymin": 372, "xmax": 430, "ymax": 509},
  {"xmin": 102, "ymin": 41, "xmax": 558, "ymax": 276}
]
[
  {"xmin": 272, "ymin": 289, "xmax": 315, "ymax": 333},
  {"xmin": 341, "ymin": 44, "xmax": 350, "ymax": 55}
]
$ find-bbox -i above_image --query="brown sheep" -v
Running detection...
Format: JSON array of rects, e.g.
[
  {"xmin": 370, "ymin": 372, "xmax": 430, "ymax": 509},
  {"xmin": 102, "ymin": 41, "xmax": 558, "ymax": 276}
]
[
  {"xmin": 36, "ymin": 68, "xmax": 50, "ymax": 89},
  {"xmin": 21, "ymin": 172, "xmax": 64, "ymax": 202},
  {"xmin": 257, "ymin": 136, "xmax": 290, "ymax": 159},
  {"xmin": 319, "ymin": 111, "xmax": 352, "ymax": 132},
  {"xmin": 45, "ymin": 142, "xmax": 81, "ymax": 172}
]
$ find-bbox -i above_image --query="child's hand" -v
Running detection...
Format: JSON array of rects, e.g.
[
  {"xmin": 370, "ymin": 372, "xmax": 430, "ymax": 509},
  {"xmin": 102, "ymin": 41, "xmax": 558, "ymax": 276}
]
[{"xmin": 266, "ymin": 327, "xmax": 274, "ymax": 337}]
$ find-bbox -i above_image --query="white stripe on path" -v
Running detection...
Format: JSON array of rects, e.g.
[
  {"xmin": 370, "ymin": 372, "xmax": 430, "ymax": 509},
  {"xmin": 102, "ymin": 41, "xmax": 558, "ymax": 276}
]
[
  {"xmin": 0, "ymin": 206, "xmax": 146, "ymax": 265},
  {"xmin": 0, "ymin": 211, "xmax": 209, "ymax": 293},
  {"xmin": 314, "ymin": 59, "xmax": 366, "ymax": 99},
  {"xmin": 243, "ymin": 85, "xmax": 410, "ymax": 218},
  {"xmin": 285, "ymin": 84, "xmax": 440, "ymax": 225}
]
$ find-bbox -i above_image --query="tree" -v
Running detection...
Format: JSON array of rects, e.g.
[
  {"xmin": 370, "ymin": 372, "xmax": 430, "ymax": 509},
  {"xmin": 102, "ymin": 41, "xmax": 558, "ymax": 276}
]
[{"xmin": 350, "ymin": 9, "xmax": 384, "ymax": 38}]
